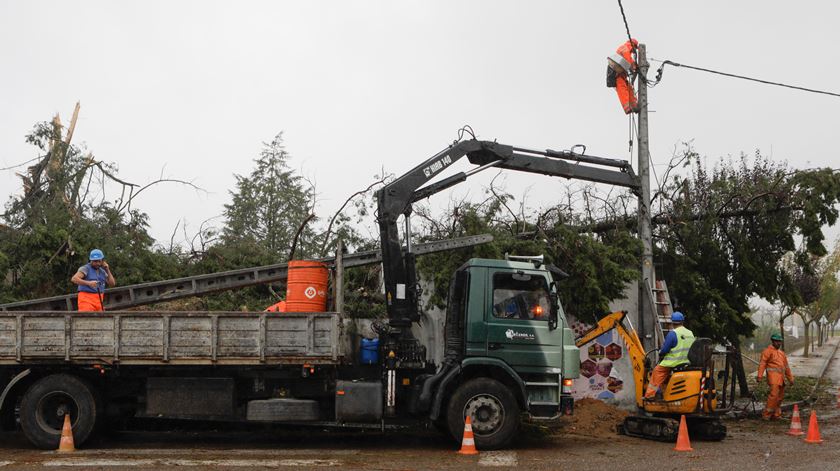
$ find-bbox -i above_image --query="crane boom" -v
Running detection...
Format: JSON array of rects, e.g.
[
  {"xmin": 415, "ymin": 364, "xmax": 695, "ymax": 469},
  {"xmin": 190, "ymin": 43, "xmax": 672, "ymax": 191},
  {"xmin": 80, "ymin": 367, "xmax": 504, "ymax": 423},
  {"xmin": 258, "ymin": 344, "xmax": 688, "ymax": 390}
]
[{"xmin": 376, "ymin": 139, "xmax": 641, "ymax": 330}]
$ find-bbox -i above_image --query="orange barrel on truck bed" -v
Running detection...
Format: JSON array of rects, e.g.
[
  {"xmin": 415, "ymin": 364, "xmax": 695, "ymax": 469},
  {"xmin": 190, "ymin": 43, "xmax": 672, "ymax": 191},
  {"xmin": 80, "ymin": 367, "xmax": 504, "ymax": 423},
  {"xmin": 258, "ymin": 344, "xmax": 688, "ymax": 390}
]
[{"xmin": 285, "ymin": 260, "xmax": 329, "ymax": 312}]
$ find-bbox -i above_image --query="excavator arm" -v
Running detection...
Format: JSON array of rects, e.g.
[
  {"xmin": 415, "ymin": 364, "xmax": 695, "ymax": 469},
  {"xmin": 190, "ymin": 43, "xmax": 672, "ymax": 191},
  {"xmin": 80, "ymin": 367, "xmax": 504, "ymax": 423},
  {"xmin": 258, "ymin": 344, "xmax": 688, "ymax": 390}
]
[{"xmin": 575, "ymin": 311, "xmax": 649, "ymax": 408}]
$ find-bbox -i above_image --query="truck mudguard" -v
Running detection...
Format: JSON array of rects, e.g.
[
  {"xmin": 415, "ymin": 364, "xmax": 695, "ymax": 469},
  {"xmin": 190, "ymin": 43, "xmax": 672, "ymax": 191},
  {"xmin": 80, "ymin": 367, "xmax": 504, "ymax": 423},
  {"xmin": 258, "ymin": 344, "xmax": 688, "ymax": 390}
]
[
  {"xmin": 0, "ymin": 369, "xmax": 31, "ymax": 414},
  {"xmin": 429, "ymin": 357, "xmax": 528, "ymax": 420}
]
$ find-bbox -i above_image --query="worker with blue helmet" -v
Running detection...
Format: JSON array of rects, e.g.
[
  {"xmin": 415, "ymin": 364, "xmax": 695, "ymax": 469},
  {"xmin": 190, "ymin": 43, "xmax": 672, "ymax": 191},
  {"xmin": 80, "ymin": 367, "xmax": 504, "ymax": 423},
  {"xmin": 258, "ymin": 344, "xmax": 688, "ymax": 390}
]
[
  {"xmin": 644, "ymin": 311, "xmax": 695, "ymax": 399},
  {"xmin": 70, "ymin": 249, "xmax": 116, "ymax": 311}
]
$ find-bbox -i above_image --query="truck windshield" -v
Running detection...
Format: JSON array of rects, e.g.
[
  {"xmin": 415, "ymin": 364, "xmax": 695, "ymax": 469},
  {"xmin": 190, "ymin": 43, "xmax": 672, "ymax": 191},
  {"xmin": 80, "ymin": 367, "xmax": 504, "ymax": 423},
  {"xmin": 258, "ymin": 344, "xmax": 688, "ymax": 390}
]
[{"xmin": 492, "ymin": 273, "xmax": 550, "ymax": 321}]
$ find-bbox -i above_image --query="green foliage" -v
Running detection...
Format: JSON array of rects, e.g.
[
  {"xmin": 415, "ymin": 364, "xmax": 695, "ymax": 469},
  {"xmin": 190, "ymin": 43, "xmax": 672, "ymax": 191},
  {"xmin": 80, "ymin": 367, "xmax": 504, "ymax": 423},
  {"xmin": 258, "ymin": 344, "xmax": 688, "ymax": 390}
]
[
  {"xmin": 1, "ymin": 120, "xmax": 180, "ymax": 303},
  {"xmin": 749, "ymin": 376, "xmax": 821, "ymax": 402},
  {"xmin": 416, "ymin": 198, "xmax": 640, "ymax": 323},
  {"xmin": 222, "ymin": 132, "xmax": 316, "ymax": 261},
  {"xmin": 656, "ymin": 147, "xmax": 840, "ymax": 342}
]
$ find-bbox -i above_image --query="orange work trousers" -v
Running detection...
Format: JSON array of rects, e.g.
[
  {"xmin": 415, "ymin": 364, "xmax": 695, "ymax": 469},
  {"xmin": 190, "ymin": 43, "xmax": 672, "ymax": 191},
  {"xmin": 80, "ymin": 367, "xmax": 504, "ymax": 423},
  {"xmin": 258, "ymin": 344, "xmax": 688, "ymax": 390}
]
[
  {"xmin": 77, "ymin": 291, "xmax": 104, "ymax": 311},
  {"xmin": 615, "ymin": 75, "xmax": 638, "ymax": 114},
  {"xmin": 645, "ymin": 365, "xmax": 672, "ymax": 398},
  {"xmin": 763, "ymin": 384, "xmax": 785, "ymax": 419}
]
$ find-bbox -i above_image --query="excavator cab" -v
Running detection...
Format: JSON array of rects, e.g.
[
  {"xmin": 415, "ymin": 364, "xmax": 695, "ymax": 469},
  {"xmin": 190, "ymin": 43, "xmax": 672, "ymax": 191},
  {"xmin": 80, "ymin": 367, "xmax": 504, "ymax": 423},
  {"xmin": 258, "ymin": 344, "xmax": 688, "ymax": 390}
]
[{"xmin": 644, "ymin": 338, "xmax": 718, "ymax": 414}]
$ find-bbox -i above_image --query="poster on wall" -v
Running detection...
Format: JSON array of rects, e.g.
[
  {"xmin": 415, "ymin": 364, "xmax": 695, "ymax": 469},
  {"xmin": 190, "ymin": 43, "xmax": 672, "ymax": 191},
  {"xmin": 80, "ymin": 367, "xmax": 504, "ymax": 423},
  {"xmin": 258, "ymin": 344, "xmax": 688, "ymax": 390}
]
[{"xmin": 569, "ymin": 318, "xmax": 632, "ymax": 403}]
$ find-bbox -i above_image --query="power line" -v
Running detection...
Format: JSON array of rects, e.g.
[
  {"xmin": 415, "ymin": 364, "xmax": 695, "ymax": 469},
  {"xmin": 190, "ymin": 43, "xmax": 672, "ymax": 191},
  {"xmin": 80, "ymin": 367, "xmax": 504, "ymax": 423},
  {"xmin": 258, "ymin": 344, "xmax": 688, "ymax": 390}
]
[
  {"xmin": 617, "ymin": 0, "xmax": 634, "ymax": 46},
  {"xmin": 652, "ymin": 59, "xmax": 840, "ymax": 98}
]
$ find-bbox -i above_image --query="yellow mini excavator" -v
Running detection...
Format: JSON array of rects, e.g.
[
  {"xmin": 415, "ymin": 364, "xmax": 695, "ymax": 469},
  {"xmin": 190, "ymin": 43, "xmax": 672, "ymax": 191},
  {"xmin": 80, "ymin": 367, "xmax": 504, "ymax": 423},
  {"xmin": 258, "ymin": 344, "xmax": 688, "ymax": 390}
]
[{"xmin": 575, "ymin": 311, "xmax": 732, "ymax": 441}]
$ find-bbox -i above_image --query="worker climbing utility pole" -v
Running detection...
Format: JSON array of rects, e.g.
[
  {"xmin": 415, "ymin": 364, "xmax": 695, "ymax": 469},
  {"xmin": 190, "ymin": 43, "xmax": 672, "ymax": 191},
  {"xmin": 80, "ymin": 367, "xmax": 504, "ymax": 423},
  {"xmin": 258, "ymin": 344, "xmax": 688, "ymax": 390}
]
[{"xmin": 636, "ymin": 43, "xmax": 656, "ymax": 352}]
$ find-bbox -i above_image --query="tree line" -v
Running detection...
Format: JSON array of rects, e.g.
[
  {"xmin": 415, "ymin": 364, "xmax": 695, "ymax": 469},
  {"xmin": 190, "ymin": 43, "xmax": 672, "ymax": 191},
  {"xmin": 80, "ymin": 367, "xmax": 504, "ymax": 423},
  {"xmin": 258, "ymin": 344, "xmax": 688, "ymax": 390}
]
[{"xmin": 2, "ymin": 113, "xmax": 840, "ymax": 364}]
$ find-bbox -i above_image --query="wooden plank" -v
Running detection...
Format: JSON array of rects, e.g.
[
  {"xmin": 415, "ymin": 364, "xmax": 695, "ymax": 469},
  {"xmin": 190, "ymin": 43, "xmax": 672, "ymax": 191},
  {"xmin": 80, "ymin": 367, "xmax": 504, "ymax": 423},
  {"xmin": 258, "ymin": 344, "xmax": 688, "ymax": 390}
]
[
  {"xmin": 70, "ymin": 345, "xmax": 114, "ymax": 356},
  {"xmin": 265, "ymin": 346, "xmax": 309, "ymax": 356},
  {"xmin": 71, "ymin": 337, "xmax": 114, "ymax": 352},
  {"xmin": 114, "ymin": 316, "xmax": 121, "ymax": 362},
  {"xmin": 218, "ymin": 346, "xmax": 259, "ymax": 356},
  {"xmin": 211, "ymin": 315, "xmax": 218, "ymax": 362},
  {"xmin": 0, "ymin": 319, "xmax": 15, "ymax": 331},
  {"xmin": 23, "ymin": 318, "xmax": 64, "ymax": 330},
  {"xmin": 170, "ymin": 346, "xmax": 212, "ymax": 357},
  {"xmin": 71, "ymin": 317, "xmax": 113, "ymax": 330},
  {"xmin": 22, "ymin": 332, "xmax": 64, "ymax": 344},
  {"xmin": 15, "ymin": 315, "xmax": 22, "ymax": 362},
  {"xmin": 0, "ymin": 331, "xmax": 15, "ymax": 344},
  {"xmin": 218, "ymin": 337, "xmax": 260, "ymax": 349},
  {"xmin": 119, "ymin": 346, "xmax": 164, "ymax": 357},
  {"xmin": 120, "ymin": 336, "xmax": 164, "ymax": 347},
  {"xmin": 218, "ymin": 330, "xmax": 259, "ymax": 340},
  {"xmin": 218, "ymin": 317, "xmax": 260, "ymax": 330},
  {"xmin": 259, "ymin": 314, "xmax": 266, "ymax": 363},
  {"xmin": 265, "ymin": 317, "xmax": 307, "ymax": 331},
  {"xmin": 121, "ymin": 318, "xmax": 164, "ymax": 331},
  {"xmin": 170, "ymin": 337, "xmax": 212, "ymax": 347},
  {"xmin": 163, "ymin": 315, "xmax": 170, "ymax": 362},
  {"xmin": 169, "ymin": 316, "xmax": 213, "ymax": 332},
  {"xmin": 169, "ymin": 331, "xmax": 214, "ymax": 342}
]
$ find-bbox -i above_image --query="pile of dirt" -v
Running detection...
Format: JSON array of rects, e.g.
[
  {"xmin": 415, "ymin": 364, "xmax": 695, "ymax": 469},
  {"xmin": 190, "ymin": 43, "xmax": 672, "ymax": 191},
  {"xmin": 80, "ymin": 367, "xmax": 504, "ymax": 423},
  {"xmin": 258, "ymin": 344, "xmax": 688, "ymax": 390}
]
[{"xmin": 559, "ymin": 398, "xmax": 628, "ymax": 437}]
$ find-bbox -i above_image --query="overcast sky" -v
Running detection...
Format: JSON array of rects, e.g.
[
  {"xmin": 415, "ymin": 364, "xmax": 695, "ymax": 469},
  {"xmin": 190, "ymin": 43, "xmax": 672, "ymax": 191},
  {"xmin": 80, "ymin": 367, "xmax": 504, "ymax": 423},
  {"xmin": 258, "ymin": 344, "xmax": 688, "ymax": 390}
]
[{"xmin": 1, "ymin": 1, "xmax": 838, "ymax": 248}]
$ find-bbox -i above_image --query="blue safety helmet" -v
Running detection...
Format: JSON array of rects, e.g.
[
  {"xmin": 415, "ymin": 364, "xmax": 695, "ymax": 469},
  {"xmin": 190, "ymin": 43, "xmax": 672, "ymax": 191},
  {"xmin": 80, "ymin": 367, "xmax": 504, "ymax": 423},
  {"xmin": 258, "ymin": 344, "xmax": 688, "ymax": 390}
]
[
  {"xmin": 89, "ymin": 249, "xmax": 105, "ymax": 261},
  {"xmin": 671, "ymin": 311, "xmax": 685, "ymax": 323}
]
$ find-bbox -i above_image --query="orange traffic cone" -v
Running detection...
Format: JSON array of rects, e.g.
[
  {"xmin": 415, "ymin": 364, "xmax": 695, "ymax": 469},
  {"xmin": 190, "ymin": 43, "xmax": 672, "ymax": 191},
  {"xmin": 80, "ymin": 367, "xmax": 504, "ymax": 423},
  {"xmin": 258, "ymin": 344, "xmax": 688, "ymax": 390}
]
[
  {"xmin": 57, "ymin": 414, "xmax": 75, "ymax": 452},
  {"xmin": 673, "ymin": 415, "xmax": 693, "ymax": 452},
  {"xmin": 457, "ymin": 415, "xmax": 479, "ymax": 455},
  {"xmin": 786, "ymin": 404, "xmax": 804, "ymax": 436},
  {"xmin": 804, "ymin": 410, "xmax": 824, "ymax": 444}
]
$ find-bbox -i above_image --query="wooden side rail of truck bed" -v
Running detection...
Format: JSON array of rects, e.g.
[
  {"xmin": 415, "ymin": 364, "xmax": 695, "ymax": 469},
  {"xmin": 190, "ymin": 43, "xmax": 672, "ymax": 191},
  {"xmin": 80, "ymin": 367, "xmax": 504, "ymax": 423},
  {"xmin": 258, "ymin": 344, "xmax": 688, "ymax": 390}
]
[{"xmin": 0, "ymin": 311, "xmax": 341, "ymax": 366}]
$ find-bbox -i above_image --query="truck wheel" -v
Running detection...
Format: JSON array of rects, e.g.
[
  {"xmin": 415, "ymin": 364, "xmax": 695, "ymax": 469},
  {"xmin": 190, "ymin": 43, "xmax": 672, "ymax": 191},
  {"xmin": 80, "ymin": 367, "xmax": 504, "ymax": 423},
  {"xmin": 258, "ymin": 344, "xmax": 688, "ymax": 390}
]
[
  {"xmin": 19, "ymin": 374, "xmax": 98, "ymax": 449},
  {"xmin": 446, "ymin": 377, "xmax": 520, "ymax": 450}
]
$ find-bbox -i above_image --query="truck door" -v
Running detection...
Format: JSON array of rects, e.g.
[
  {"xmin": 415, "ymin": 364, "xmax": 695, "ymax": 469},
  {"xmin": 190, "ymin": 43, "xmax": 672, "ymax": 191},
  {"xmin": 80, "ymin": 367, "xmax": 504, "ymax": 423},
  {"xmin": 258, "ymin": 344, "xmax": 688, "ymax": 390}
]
[{"xmin": 483, "ymin": 270, "xmax": 564, "ymax": 368}]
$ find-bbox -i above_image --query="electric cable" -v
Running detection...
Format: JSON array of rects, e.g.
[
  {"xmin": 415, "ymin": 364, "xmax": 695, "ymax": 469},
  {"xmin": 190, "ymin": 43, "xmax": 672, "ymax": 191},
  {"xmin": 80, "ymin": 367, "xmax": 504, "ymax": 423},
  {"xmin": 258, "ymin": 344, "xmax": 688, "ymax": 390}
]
[
  {"xmin": 651, "ymin": 59, "xmax": 840, "ymax": 98},
  {"xmin": 0, "ymin": 155, "xmax": 43, "ymax": 171},
  {"xmin": 617, "ymin": 0, "xmax": 635, "ymax": 54}
]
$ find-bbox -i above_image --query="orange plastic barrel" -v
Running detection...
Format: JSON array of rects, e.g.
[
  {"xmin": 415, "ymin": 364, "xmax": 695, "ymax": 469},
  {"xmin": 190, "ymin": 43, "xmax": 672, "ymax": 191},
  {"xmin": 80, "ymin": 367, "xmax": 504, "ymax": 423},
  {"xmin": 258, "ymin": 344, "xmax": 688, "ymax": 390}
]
[{"xmin": 285, "ymin": 260, "xmax": 329, "ymax": 312}]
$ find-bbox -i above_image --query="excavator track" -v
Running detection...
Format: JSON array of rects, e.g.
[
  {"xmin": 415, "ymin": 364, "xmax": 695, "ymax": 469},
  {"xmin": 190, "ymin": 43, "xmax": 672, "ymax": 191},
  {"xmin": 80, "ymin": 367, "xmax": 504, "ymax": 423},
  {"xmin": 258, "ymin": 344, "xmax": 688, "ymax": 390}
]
[
  {"xmin": 619, "ymin": 416, "xmax": 679, "ymax": 441},
  {"xmin": 619, "ymin": 415, "xmax": 727, "ymax": 442}
]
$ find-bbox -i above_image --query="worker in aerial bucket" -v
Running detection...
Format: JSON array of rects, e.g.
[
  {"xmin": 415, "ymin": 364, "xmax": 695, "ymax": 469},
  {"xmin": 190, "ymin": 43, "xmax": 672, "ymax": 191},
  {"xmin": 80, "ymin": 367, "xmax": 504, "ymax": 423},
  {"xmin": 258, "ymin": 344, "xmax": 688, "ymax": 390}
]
[
  {"xmin": 644, "ymin": 311, "xmax": 694, "ymax": 399},
  {"xmin": 757, "ymin": 332, "xmax": 794, "ymax": 420},
  {"xmin": 606, "ymin": 39, "xmax": 640, "ymax": 114}
]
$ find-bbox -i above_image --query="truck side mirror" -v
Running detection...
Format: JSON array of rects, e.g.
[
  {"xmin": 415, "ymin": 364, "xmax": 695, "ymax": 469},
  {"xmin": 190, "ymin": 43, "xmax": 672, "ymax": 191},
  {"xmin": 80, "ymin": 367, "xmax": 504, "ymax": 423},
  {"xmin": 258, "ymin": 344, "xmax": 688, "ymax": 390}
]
[{"xmin": 549, "ymin": 289, "xmax": 559, "ymax": 331}]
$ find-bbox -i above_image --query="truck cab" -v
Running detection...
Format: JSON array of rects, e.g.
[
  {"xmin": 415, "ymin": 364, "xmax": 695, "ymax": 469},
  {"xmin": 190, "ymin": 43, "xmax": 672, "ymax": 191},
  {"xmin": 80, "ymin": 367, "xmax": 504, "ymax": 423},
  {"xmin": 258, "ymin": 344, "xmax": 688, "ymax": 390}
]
[{"xmin": 425, "ymin": 258, "xmax": 579, "ymax": 448}]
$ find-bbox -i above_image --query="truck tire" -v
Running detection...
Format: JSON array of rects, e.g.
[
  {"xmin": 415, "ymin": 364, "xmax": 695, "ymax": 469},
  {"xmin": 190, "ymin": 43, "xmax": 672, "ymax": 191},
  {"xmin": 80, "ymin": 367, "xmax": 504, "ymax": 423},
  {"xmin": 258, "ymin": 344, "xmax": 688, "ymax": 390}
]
[
  {"xmin": 19, "ymin": 374, "xmax": 98, "ymax": 449},
  {"xmin": 446, "ymin": 377, "xmax": 520, "ymax": 450}
]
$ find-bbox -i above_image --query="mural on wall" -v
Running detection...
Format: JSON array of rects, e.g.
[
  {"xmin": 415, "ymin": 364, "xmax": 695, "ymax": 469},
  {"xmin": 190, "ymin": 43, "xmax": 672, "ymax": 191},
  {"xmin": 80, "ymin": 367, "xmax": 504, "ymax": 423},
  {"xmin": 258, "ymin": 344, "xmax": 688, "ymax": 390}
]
[{"xmin": 569, "ymin": 318, "xmax": 630, "ymax": 402}]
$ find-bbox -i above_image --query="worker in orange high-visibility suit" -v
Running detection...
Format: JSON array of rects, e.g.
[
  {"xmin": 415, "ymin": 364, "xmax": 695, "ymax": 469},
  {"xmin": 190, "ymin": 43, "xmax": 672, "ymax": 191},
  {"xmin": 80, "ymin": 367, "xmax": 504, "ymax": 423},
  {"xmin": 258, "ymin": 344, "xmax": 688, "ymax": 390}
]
[
  {"xmin": 606, "ymin": 39, "xmax": 639, "ymax": 114},
  {"xmin": 757, "ymin": 332, "xmax": 794, "ymax": 420}
]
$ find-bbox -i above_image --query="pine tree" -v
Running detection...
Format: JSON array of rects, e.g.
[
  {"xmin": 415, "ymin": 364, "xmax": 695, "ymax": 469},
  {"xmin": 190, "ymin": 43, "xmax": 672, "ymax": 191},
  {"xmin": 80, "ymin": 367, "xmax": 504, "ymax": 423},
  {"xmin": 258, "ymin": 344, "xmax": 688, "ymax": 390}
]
[{"xmin": 221, "ymin": 133, "xmax": 316, "ymax": 262}]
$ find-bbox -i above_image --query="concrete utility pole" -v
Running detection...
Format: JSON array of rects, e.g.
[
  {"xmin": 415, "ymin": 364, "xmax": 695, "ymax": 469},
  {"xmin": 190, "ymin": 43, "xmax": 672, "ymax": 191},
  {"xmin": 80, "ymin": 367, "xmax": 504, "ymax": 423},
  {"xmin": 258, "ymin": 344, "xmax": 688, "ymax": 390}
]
[{"xmin": 636, "ymin": 43, "xmax": 657, "ymax": 351}]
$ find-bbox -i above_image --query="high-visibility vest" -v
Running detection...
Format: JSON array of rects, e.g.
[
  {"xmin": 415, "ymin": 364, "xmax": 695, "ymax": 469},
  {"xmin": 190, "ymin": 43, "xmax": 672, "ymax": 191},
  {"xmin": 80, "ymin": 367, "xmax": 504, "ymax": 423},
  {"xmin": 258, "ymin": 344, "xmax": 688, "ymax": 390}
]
[
  {"xmin": 660, "ymin": 326, "xmax": 695, "ymax": 367},
  {"xmin": 608, "ymin": 40, "xmax": 637, "ymax": 77}
]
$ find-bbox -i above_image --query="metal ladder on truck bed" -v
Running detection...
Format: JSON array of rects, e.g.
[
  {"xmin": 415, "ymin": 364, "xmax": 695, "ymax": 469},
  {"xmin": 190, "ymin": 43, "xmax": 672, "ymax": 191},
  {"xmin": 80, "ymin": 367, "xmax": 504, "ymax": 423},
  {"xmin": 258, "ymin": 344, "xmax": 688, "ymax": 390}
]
[{"xmin": 0, "ymin": 234, "xmax": 493, "ymax": 312}]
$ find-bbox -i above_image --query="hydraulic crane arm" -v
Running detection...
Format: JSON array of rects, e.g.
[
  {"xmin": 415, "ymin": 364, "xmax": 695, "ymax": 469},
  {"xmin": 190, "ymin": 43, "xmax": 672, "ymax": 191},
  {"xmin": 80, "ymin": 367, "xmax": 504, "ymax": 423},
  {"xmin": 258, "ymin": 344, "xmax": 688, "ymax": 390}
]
[
  {"xmin": 575, "ymin": 310, "xmax": 648, "ymax": 407},
  {"xmin": 376, "ymin": 139, "xmax": 641, "ymax": 329}
]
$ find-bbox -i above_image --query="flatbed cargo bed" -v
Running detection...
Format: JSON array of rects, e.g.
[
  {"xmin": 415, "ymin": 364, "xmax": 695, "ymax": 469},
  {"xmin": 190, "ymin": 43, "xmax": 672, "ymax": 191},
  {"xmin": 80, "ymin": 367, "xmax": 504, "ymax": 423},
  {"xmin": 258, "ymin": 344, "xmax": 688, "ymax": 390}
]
[{"xmin": 0, "ymin": 311, "xmax": 341, "ymax": 366}]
